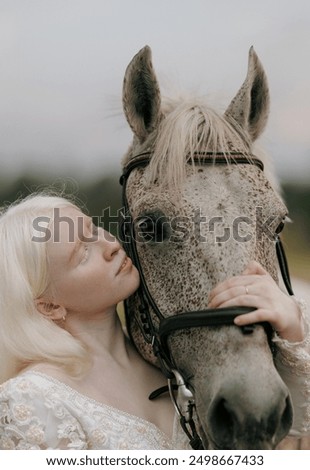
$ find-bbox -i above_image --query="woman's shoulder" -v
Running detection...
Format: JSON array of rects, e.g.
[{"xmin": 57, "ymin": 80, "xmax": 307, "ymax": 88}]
[
  {"xmin": 1, "ymin": 371, "xmax": 38, "ymax": 392},
  {"xmin": 0, "ymin": 369, "xmax": 54, "ymax": 403},
  {"xmin": 0, "ymin": 364, "xmax": 75, "ymax": 406}
]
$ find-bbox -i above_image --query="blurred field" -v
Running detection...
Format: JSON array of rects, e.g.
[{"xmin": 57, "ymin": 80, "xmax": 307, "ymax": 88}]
[{"xmin": 281, "ymin": 183, "xmax": 310, "ymax": 283}]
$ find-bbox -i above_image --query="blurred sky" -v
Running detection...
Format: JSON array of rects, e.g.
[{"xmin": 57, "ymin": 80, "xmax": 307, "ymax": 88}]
[{"xmin": 0, "ymin": 0, "xmax": 309, "ymax": 183}]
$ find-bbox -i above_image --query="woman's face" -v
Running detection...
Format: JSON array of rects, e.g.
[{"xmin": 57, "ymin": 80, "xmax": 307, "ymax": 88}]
[{"xmin": 45, "ymin": 206, "xmax": 140, "ymax": 317}]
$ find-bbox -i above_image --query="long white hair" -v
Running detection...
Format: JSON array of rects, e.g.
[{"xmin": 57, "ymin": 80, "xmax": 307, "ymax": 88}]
[{"xmin": 0, "ymin": 193, "xmax": 90, "ymax": 384}]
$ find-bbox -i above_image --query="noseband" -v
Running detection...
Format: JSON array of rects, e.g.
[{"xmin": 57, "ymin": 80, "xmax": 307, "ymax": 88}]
[{"xmin": 119, "ymin": 152, "xmax": 294, "ymax": 449}]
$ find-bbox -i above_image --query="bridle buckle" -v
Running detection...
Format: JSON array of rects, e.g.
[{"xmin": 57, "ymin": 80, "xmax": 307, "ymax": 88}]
[{"xmin": 168, "ymin": 369, "xmax": 195, "ymax": 423}]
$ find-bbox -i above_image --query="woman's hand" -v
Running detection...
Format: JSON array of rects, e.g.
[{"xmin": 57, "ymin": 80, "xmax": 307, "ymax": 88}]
[{"xmin": 208, "ymin": 261, "xmax": 305, "ymax": 342}]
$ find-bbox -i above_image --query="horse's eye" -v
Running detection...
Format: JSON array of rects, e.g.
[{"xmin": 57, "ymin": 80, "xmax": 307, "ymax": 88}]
[
  {"xmin": 275, "ymin": 216, "xmax": 288, "ymax": 235},
  {"xmin": 135, "ymin": 212, "xmax": 170, "ymax": 243},
  {"xmin": 275, "ymin": 222, "xmax": 284, "ymax": 234}
]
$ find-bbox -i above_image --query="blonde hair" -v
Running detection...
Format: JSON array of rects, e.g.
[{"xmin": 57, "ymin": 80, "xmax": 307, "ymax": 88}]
[{"xmin": 0, "ymin": 193, "xmax": 90, "ymax": 384}]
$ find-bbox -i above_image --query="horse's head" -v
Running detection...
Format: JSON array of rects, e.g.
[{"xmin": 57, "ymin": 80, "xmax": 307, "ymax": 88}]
[{"xmin": 121, "ymin": 46, "xmax": 293, "ymax": 449}]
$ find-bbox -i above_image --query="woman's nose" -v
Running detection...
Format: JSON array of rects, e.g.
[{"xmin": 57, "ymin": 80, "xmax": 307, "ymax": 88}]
[{"xmin": 100, "ymin": 230, "xmax": 121, "ymax": 259}]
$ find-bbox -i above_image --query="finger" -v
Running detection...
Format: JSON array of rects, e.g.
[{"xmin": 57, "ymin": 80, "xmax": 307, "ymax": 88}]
[
  {"xmin": 208, "ymin": 285, "xmax": 252, "ymax": 308},
  {"xmin": 242, "ymin": 260, "xmax": 268, "ymax": 276},
  {"xmin": 209, "ymin": 275, "xmax": 263, "ymax": 302},
  {"xmin": 210, "ymin": 294, "xmax": 267, "ymax": 310},
  {"xmin": 234, "ymin": 309, "xmax": 273, "ymax": 326}
]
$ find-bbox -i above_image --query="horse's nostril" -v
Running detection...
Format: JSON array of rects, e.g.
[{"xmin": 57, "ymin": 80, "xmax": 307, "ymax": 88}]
[
  {"xmin": 208, "ymin": 397, "xmax": 236, "ymax": 448},
  {"xmin": 278, "ymin": 395, "xmax": 293, "ymax": 437},
  {"xmin": 215, "ymin": 399, "xmax": 233, "ymax": 430}
]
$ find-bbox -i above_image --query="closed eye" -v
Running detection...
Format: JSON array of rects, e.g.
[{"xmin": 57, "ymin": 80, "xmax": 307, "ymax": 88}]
[
  {"xmin": 80, "ymin": 244, "xmax": 90, "ymax": 263},
  {"xmin": 92, "ymin": 224, "xmax": 99, "ymax": 236}
]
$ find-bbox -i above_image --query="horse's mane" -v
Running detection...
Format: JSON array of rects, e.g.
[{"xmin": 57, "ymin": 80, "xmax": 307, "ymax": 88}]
[
  {"xmin": 124, "ymin": 93, "xmax": 278, "ymax": 192},
  {"xmin": 145, "ymin": 95, "xmax": 253, "ymax": 190}
]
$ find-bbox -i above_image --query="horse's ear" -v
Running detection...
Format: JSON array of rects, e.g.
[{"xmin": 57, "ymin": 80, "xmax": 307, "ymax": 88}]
[
  {"xmin": 123, "ymin": 45, "xmax": 161, "ymax": 143},
  {"xmin": 225, "ymin": 47, "xmax": 270, "ymax": 141}
]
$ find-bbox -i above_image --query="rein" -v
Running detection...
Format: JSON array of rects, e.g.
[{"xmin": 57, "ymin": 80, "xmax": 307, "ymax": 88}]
[{"xmin": 119, "ymin": 151, "xmax": 294, "ymax": 450}]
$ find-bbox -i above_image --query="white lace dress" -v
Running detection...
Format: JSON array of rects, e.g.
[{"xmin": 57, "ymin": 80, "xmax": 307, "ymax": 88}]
[{"xmin": 0, "ymin": 371, "xmax": 189, "ymax": 450}]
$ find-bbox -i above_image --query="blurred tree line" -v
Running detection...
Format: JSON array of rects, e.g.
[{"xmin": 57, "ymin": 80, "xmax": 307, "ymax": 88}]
[
  {"xmin": 281, "ymin": 183, "xmax": 310, "ymax": 281},
  {"xmin": 0, "ymin": 172, "xmax": 122, "ymax": 232},
  {"xmin": 0, "ymin": 173, "xmax": 309, "ymax": 281}
]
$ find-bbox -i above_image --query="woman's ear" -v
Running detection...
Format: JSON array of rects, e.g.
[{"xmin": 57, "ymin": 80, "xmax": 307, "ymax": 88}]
[{"xmin": 35, "ymin": 299, "xmax": 67, "ymax": 321}]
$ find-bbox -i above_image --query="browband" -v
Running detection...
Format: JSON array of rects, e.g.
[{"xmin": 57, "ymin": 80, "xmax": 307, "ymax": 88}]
[{"xmin": 120, "ymin": 151, "xmax": 264, "ymax": 185}]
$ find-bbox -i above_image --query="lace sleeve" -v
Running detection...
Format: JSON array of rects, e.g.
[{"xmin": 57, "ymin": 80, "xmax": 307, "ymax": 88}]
[
  {"xmin": 0, "ymin": 375, "xmax": 87, "ymax": 450},
  {"xmin": 273, "ymin": 297, "xmax": 310, "ymax": 436}
]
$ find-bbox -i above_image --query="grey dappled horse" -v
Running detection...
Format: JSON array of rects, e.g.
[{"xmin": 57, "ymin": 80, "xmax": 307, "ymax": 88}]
[{"xmin": 120, "ymin": 46, "xmax": 294, "ymax": 449}]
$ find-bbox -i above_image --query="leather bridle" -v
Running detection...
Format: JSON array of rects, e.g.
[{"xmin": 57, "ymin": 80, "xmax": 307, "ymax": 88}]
[{"xmin": 119, "ymin": 152, "xmax": 294, "ymax": 449}]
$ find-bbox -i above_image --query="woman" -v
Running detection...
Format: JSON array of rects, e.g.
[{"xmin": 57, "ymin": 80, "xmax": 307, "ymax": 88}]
[{"xmin": 0, "ymin": 193, "xmax": 309, "ymax": 449}]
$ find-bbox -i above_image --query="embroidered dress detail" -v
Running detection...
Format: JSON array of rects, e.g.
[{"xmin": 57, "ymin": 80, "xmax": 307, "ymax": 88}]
[{"xmin": 0, "ymin": 372, "xmax": 188, "ymax": 450}]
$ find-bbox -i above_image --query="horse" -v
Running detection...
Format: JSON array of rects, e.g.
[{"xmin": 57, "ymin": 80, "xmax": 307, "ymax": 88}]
[{"xmin": 120, "ymin": 45, "xmax": 294, "ymax": 450}]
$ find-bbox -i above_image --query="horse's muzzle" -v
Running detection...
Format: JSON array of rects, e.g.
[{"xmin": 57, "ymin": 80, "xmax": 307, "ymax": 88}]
[{"xmin": 206, "ymin": 382, "xmax": 293, "ymax": 449}]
